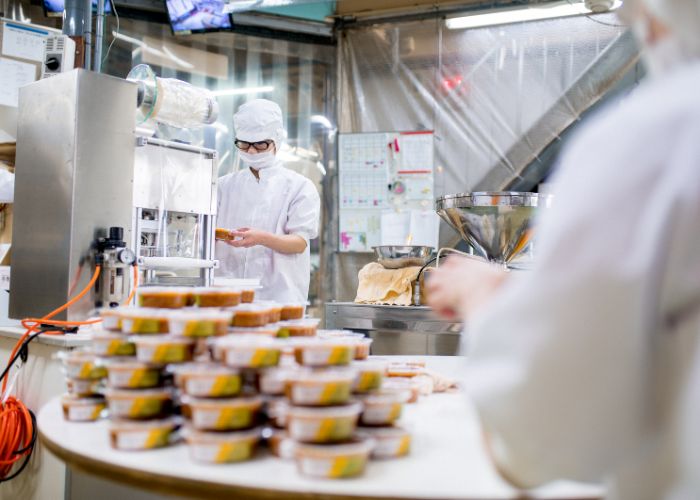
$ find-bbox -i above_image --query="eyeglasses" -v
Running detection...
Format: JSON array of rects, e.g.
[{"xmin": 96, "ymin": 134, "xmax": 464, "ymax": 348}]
[{"xmin": 234, "ymin": 139, "xmax": 274, "ymax": 152}]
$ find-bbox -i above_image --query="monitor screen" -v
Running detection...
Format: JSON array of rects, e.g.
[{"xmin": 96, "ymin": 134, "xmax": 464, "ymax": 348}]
[
  {"xmin": 165, "ymin": 0, "xmax": 232, "ymax": 34},
  {"xmin": 44, "ymin": 0, "xmax": 112, "ymax": 17}
]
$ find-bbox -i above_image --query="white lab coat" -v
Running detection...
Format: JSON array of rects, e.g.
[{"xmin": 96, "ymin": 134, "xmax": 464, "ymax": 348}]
[
  {"xmin": 463, "ymin": 61, "xmax": 700, "ymax": 500},
  {"xmin": 216, "ymin": 161, "xmax": 320, "ymax": 303}
]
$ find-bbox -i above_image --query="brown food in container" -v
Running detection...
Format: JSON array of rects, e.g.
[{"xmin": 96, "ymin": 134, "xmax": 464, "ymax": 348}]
[
  {"xmin": 106, "ymin": 360, "xmax": 162, "ymax": 389},
  {"xmin": 181, "ymin": 396, "xmax": 263, "ymax": 431},
  {"xmin": 106, "ymin": 388, "xmax": 172, "ymax": 419},
  {"xmin": 230, "ymin": 305, "xmax": 269, "ymax": 328},
  {"xmin": 137, "ymin": 287, "xmax": 190, "ymax": 309},
  {"xmin": 294, "ymin": 438, "xmax": 374, "ymax": 479},
  {"xmin": 191, "ymin": 287, "xmax": 242, "ymax": 308},
  {"xmin": 186, "ymin": 427, "xmax": 261, "ymax": 463},
  {"xmin": 61, "ymin": 395, "xmax": 106, "ymax": 421},
  {"xmin": 280, "ymin": 304, "xmax": 305, "ymax": 321}
]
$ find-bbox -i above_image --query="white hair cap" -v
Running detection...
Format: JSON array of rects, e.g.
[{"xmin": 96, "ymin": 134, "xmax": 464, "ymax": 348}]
[
  {"xmin": 640, "ymin": 0, "xmax": 700, "ymax": 54},
  {"xmin": 233, "ymin": 99, "xmax": 286, "ymax": 149}
]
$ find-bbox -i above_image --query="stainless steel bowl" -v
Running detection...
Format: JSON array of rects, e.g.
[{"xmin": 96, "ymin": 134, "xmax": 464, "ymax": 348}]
[{"xmin": 373, "ymin": 246, "xmax": 434, "ymax": 269}]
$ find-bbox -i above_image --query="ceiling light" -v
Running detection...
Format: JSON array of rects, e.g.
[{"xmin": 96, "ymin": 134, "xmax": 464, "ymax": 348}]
[
  {"xmin": 445, "ymin": 0, "xmax": 622, "ymax": 29},
  {"xmin": 211, "ymin": 85, "xmax": 275, "ymax": 97}
]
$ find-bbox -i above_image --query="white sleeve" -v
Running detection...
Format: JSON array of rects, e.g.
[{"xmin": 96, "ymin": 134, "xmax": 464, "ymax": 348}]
[
  {"xmin": 463, "ymin": 108, "xmax": 700, "ymax": 487},
  {"xmin": 285, "ymin": 179, "xmax": 320, "ymax": 242}
]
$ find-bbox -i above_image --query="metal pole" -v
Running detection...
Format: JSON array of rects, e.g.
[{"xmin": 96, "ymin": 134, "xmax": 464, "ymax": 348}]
[
  {"xmin": 63, "ymin": 0, "xmax": 91, "ymax": 69},
  {"xmin": 83, "ymin": 0, "xmax": 92, "ymax": 71},
  {"xmin": 94, "ymin": 0, "xmax": 105, "ymax": 72}
]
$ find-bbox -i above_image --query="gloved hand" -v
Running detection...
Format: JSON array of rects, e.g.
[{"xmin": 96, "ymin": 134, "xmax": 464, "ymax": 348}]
[{"xmin": 426, "ymin": 256, "xmax": 508, "ymax": 319}]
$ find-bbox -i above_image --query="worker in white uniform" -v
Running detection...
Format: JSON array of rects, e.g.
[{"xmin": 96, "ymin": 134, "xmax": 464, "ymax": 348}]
[
  {"xmin": 427, "ymin": 0, "xmax": 700, "ymax": 497},
  {"xmin": 216, "ymin": 99, "xmax": 320, "ymax": 304}
]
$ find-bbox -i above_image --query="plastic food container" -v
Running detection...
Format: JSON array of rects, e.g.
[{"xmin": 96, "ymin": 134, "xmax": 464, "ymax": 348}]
[
  {"xmin": 230, "ymin": 304, "xmax": 270, "ymax": 328},
  {"xmin": 137, "ymin": 287, "xmax": 190, "ymax": 309},
  {"xmin": 106, "ymin": 388, "xmax": 172, "ymax": 419},
  {"xmin": 171, "ymin": 363, "xmax": 242, "ymax": 398},
  {"xmin": 61, "ymin": 351, "xmax": 107, "ymax": 380},
  {"xmin": 61, "ymin": 395, "xmax": 106, "ymax": 421},
  {"xmin": 167, "ymin": 310, "xmax": 232, "ymax": 337},
  {"xmin": 109, "ymin": 417, "xmax": 179, "ymax": 451},
  {"xmin": 99, "ymin": 307, "xmax": 131, "ymax": 332},
  {"xmin": 286, "ymin": 403, "xmax": 362, "ymax": 444},
  {"xmin": 229, "ymin": 326, "xmax": 281, "ymax": 337},
  {"xmin": 186, "ymin": 428, "xmax": 260, "ymax": 463},
  {"xmin": 132, "ymin": 335, "xmax": 196, "ymax": 364},
  {"xmin": 181, "ymin": 396, "xmax": 262, "ymax": 431},
  {"xmin": 286, "ymin": 369, "xmax": 356, "ymax": 406},
  {"xmin": 352, "ymin": 360, "xmax": 387, "ymax": 393},
  {"xmin": 240, "ymin": 289, "xmax": 255, "ymax": 303},
  {"xmin": 258, "ymin": 367, "xmax": 296, "ymax": 396},
  {"xmin": 217, "ymin": 335, "xmax": 283, "ymax": 369},
  {"xmin": 263, "ymin": 427, "xmax": 295, "ymax": 459},
  {"xmin": 292, "ymin": 338, "xmax": 355, "ymax": 367},
  {"xmin": 66, "ymin": 378, "xmax": 102, "ymax": 396},
  {"xmin": 191, "ymin": 287, "xmax": 242, "ymax": 308},
  {"xmin": 318, "ymin": 331, "xmax": 371, "ymax": 360},
  {"xmin": 358, "ymin": 426, "xmax": 411, "ymax": 459},
  {"xmin": 256, "ymin": 301, "xmax": 283, "ymax": 323},
  {"xmin": 120, "ymin": 308, "xmax": 170, "ymax": 334},
  {"xmin": 280, "ymin": 303, "xmax": 305, "ymax": 321},
  {"xmin": 381, "ymin": 377, "xmax": 421, "ymax": 404},
  {"xmin": 386, "ymin": 363, "xmax": 424, "ymax": 378},
  {"xmin": 265, "ymin": 397, "xmax": 288, "ymax": 428},
  {"xmin": 352, "ymin": 338, "xmax": 373, "ymax": 360},
  {"xmin": 92, "ymin": 332, "xmax": 136, "ymax": 357},
  {"xmin": 277, "ymin": 319, "xmax": 319, "ymax": 338},
  {"xmin": 295, "ymin": 438, "xmax": 374, "ymax": 479},
  {"xmin": 106, "ymin": 360, "xmax": 162, "ymax": 389},
  {"xmin": 215, "ymin": 228, "xmax": 236, "ymax": 242},
  {"xmin": 359, "ymin": 388, "xmax": 411, "ymax": 426}
]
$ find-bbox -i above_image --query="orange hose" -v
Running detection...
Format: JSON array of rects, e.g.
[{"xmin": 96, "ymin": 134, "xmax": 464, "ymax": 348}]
[
  {"xmin": 124, "ymin": 265, "xmax": 139, "ymax": 306},
  {"xmin": 0, "ymin": 267, "xmax": 102, "ymax": 480}
]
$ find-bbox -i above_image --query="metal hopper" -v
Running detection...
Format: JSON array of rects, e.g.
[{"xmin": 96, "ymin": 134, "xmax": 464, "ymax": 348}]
[{"xmin": 435, "ymin": 192, "xmax": 551, "ymax": 266}]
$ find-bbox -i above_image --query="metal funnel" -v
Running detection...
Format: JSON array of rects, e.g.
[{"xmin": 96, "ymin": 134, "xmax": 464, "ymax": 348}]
[{"xmin": 435, "ymin": 192, "xmax": 551, "ymax": 265}]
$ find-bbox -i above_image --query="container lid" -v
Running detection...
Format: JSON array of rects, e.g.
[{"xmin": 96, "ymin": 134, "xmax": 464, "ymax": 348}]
[
  {"xmin": 184, "ymin": 426, "xmax": 261, "ymax": 443},
  {"xmin": 294, "ymin": 437, "xmax": 375, "ymax": 457},
  {"xmin": 98, "ymin": 306, "xmax": 136, "ymax": 316},
  {"xmin": 104, "ymin": 358, "xmax": 161, "ymax": 370},
  {"xmin": 106, "ymin": 387, "xmax": 171, "ymax": 398},
  {"xmin": 287, "ymin": 402, "xmax": 362, "ymax": 418},
  {"xmin": 168, "ymin": 310, "xmax": 233, "ymax": 322},
  {"xmin": 289, "ymin": 337, "xmax": 355, "ymax": 348},
  {"xmin": 227, "ymin": 303, "xmax": 272, "ymax": 313},
  {"xmin": 359, "ymin": 388, "xmax": 411, "ymax": 405},
  {"xmin": 168, "ymin": 362, "xmax": 238, "ymax": 376},
  {"xmin": 278, "ymin": 318, "xmax": 321, "ymax": 327},
  {"xmin": 61, "ymin": 394, "xmax": 105, "ymax": 404},
  {"xmin": 128, "ymin": 334, "xmax": 196, "ymax": 345},
  {"xmin": 287, "ymin": 368, "xmax": 357, "ymax": 383},
  {"xmin": 317, "ymin": 329, "xmax": 365, "ymax": 339},
  {"xmin": 180, "ymin": 395, "xmax": 263, "ymax": 408},
  {"xmin": 356, "ymin": 425, "xmax": 409, "ymax": 439},
  {"xmin": 191, "ymin": 287, "xmax": 243, "ymax": 295},
  {"xmin": 215, "ymin": 334, "xmax": 283, "ymax": 347},
  {"xmin": 229, "ymin": 326, "xmax": 280, "ymax": 336},
  {"xmin": 119, "ymin": 308, "xmax": 173, "ymax": 319},
  {"xmin": 351, "ymin": 359, "xmax": 387, "ymax": 373},
  {"xmin": 109, "ymin": 416, "xmax": 181, "ymax": 431},
  {"xmin": 137, "ymin": 286, "xmax": 192, "ymax": 295}
]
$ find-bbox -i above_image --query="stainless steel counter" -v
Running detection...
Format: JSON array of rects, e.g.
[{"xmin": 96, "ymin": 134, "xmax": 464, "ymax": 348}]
[{"xmin": 324, "ymin": 302, "xmax": 463, "ymax": 355}]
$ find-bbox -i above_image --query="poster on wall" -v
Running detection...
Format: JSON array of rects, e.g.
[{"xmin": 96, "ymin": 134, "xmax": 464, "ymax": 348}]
[{"xmin": 338, "ymin": 131, "xmax": 436, "ymax": 252}]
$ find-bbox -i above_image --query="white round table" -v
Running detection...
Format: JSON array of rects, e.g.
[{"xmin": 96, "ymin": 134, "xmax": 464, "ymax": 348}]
[{"xmin": 38, "ymin": 356, "xmax": 604, "ymax": 500}]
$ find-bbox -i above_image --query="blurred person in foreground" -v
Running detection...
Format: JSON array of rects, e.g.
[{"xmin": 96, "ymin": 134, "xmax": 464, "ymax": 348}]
[{"xmin": 426, "ymin": 0, "xmax": 700, "ymax": 498}]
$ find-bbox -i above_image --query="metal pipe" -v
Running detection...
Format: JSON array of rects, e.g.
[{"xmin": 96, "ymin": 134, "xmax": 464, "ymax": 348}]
[
  {"xmin": 94, "ymin": 0, "xmax": 105, "ymax": 73},
  {"xmin": 63, "ymin": 0, "xmax": 91, "ymax": 69},
  {"xmin": 83, "ymin": 0, "xmax": 92, "ymax": 71}
]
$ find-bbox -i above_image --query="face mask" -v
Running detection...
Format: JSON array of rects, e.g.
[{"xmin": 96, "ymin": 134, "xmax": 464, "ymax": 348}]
[{"xmin": 239, "ymin": 149, "xmax": 276, "ymax": 170}]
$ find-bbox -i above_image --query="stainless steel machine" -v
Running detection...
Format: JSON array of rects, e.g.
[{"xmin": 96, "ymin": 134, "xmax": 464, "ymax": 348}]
[
  {"xmin": 327, "ymin": 191, "xmax": 551, "ymax": 355},
  {"xmin": 10, "ymin": 68, "xmax": 218, "ymax": 320}
]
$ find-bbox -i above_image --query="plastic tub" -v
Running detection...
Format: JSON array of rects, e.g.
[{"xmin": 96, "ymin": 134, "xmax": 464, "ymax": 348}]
[
  {"xmin": 120, "ymin": 308, "xmax": 170, "ymax": 335},
  {"xmin": 240, "ymin": 289, "xmax": 255, "ymax": 303},
  {"xmin": 167, "ymin": 310, "xmax": 232, "ymax": 337},
  {"xmin": 132, "ymin": 335, "xmax": 196, "ymax": 364},
  {"xmin": 61, "ymin": 351, "xmax": 107, "ymax": 380},
  {"xmin": 292, "ymin": 338, "xmax": 354, "ymax": 367},
  {"xmin": 137, "ymin": 287, "xmax": 190, "ymax": 309},
  {"xmin": 99, "ymin": 307, "xmax": 131, "ymax": 332},
  {"xmin": 217, "ymin": 335, "xmax": 283, "ymax": 369},
  {"xmin": 258, "ymin": 367, "xmax": 296, "ymax": 396},
  {"xmin": 357, "ymin": 426, "xmax": 411, "ymax": 459},
  {"xmin": 215, "ymin": 228, "xmax": 236, "ymax": 242},
  {"xmin": 191, "ymin": 287, "xmax": 242, "ymax": 308},
  {"xmin": 317, "ymin": 331, "xmax": 371, "ymax": 360},
  {"xmin": 106, "ymin": 360, "xmax": 162, "ymax": 389},
  {"xmin": 106, "ymin": 388, "xmax": 172, "ymax": 419},
  {"xmin": 352, "ymin": 338, "xmax": 373, "ymax": 360},
  {"xmin": 264, "ymin": 397, "xmax": 288, "ymax": 428},
  {"xmin": 295, "ymin": 439, "xmax": 374, "ymax": 479},
  {"xmin": 61, "ymin": 395, "xmax": 105, "ymax": 421},
  {"xmin": 186, "ymin": 428, "xmax": 260, "ymax": 463},
  {"xmin": 229, "ymin": 326, "xmax": 280, "ymax": 337},
  {"xmin": 171, "ymin": 363, "xmax": 242, "ymax": 398},
  {"xmin": 256, "ymin": 301, "xmax": 283, "ymax": 323},
  {"xmin": 92, "ymin": 332, "xmax": 136, "ymax": 357},
  {"xmin": 277, "ymin": 319, "xmax": 319, "ymax": 338},
  {"xmin": 181, "ymin": 396, "xmax": 263, "ymax": 431},
  {"xmin": 280, "ymin": 303, "xmax": 305, "ymax": 321},
  {"xmin": 286, "ymin": 369, "xmax": 356, "ymax": 406},
  {"xmin": 66, "ymin": 378, "xmax": 102, "ymax": 397},
  {"xmin": 359, "ymin": 388, "xmax": 411, "ymax": 426},
  {"xmin": 109, "ymin": 417, "xmax": 179, "ymax": 450},
  {"xmin": 381, "ymin": 377, "xmax": 421, "ymax": 404},
  {"xmin": 352, "ymin": 360, "xmax": 387, "ymax": 393},
  {"xmin": 286, "ymin": 403, "xmax": 362, "ymax": 444},
  {"xmin": 230, "ymin": 304, "xmax": 270, "ymax": 328}
]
